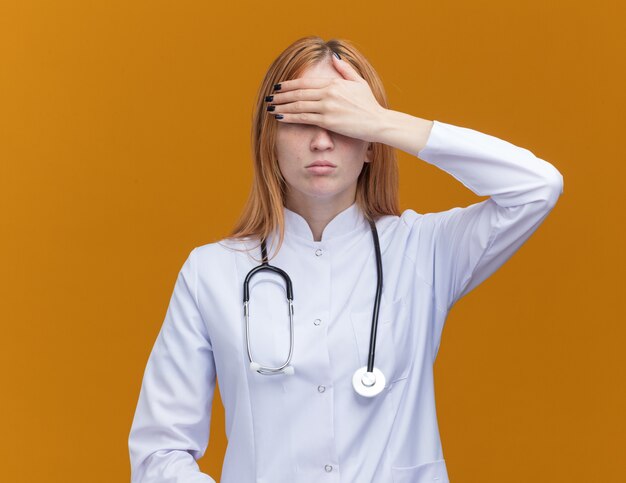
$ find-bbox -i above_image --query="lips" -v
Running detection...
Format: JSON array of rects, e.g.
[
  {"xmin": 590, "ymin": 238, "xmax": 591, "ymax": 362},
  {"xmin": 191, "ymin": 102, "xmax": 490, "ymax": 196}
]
[{"xmin": 306, "ymin": 160, "xmax": 337, "ymax": 168}]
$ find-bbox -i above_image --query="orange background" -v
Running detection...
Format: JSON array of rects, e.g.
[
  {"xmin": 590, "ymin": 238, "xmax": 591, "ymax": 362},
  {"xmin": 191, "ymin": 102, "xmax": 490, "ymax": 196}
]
[{"xmin": 1, "ymin": 1, "xmax": 622, "ymax": 482}]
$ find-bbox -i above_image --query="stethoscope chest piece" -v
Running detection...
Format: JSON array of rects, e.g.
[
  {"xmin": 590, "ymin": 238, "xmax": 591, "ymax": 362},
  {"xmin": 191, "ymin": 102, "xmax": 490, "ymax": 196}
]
[{"xmin": 352, "ymin": 365, "xmax": 386, "ymax": 397}]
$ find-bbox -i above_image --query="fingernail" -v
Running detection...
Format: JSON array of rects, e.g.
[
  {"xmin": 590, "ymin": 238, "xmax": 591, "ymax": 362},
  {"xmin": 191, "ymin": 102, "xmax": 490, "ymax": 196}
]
[
  {"xmin": 275, "ymin": 114, "xmax": 283, "ymax": 119},
  {"xmin": 273, "ymin": 83, "xmax": 281, "ymax": 91},
  {"xmin": 267, "ymin": 105, "xmax": 275, "ymax": 111},
  {"xmin": 265, "ymin": 95, "xmax": 273, "ymax": 102},
  {"xmin": 333, "ymin": 51, "xmax": 341, "ymax": 60}
]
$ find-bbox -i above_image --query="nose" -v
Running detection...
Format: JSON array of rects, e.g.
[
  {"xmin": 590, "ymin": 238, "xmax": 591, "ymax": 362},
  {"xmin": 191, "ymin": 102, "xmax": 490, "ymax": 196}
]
[{"xmin": 310, "ymin": 127, "xmax": 334, "ymax": 151}]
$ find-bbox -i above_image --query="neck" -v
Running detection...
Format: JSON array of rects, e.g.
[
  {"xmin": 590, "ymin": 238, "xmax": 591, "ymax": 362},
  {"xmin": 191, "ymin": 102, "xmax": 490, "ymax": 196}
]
[{"xmin": 284, "ymin": 192, "xmax": 356, "ymax": 242}]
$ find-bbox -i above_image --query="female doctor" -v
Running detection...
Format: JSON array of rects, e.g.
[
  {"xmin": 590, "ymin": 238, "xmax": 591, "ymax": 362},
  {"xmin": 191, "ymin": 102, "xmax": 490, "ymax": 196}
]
[{"xmin": 128, "ymin": 36, "xmax": 564, "ymax": 483}]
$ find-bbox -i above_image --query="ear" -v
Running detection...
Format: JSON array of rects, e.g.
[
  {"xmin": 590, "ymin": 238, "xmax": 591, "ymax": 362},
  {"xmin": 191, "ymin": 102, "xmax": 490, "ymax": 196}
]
[{"xmin": 364, "ymin": 143, "xmax": 374, "ymax": 163}]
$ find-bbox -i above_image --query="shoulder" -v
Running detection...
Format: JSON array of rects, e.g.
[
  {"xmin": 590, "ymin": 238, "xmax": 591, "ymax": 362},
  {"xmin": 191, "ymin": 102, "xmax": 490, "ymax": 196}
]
[
  {"xmin": 396, "ymin": 206, "xmax": 465, "ymax": 238},
  {"xmin": 375, "ymin": 208, "xmax": 446, "ymax": 266},
  {"xmin": 375, "ymin": 208, "xmax": 427, "ymax": 235},
  {"xmin": 191, "ymin": 236, "xmax": 259, "ymax": 269}
]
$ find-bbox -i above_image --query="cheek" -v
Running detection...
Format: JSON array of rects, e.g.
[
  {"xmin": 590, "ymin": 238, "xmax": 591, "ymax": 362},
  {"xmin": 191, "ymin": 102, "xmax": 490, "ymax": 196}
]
[
  {"xmin": 339, "ymin": 138, "xmax": 368, "ymax": 158},
  {"xmin": 274, "ymin": 141, "xmax": 292, "ymax": 176},
  {"xmin": 276, "ymin": 145, "xmax": 308, "ymax": 178},
  {"xmin": 340, "ymin": 143, "xmax": 369, "ymax": 170},
  {"xmin": 276, "ymin": 154, "xmax": 300, "ymax": 184},
  {"xmin": 275, "ymin": 135, "xmax": 301, "ymax": 166},
  {"xmin": 349, "ymin": 161, "xmax": 367, "ymax": 181}
]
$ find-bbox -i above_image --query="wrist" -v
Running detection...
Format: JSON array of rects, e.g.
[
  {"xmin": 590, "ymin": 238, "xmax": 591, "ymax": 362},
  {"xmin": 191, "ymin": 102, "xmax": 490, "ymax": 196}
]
[{"xmin": 374, "ymin": 108, "xmax": 434, "ymax": 157}]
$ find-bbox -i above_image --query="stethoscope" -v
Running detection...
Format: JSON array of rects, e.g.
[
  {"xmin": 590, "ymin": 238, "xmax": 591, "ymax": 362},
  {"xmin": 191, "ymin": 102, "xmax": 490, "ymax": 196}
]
[{"xmin": 243, "ymin": 217, "xmax": 387, "ymax": 397}]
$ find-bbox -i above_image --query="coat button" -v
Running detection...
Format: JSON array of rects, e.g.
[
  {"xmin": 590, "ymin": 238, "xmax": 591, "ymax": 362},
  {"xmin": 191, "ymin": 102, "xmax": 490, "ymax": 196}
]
[
  {"xmin": 317, "ymin": 385, "xmax": 326, "ymax": 393},
  {"xmin": 324, "ymin": 464, "xmax": 333, "ymax": 472},
  {"xmin": 315, "ymin": 248, "xmax": 323, "ymax": 256},
  {"xmin": 313, "ymin": 318, "xmax": 321, "ymax": 326}
]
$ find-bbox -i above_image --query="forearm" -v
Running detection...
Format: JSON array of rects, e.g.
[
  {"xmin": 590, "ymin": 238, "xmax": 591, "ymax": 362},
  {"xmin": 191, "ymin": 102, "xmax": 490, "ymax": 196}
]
[
  {"xmin": 414, "ymin": 120, "xmax": 564, "ymax": 207},
  {"xmin": 373, "ymin": 108, "xmax": 434, "ymax": 157}
]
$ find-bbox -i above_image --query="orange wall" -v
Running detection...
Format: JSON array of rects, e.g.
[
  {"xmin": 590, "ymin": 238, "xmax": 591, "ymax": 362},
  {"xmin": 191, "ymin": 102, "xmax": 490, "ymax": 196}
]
[{"xmin": 1, "ymin": 1, "xmax": 622, "ymax": 482}]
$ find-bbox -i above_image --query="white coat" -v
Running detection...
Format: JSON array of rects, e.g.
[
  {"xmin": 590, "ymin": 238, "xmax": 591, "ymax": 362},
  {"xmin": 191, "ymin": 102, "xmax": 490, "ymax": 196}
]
[{"xmin": 128, "ymin": 120, "xmax": 564, "ymax": 483}]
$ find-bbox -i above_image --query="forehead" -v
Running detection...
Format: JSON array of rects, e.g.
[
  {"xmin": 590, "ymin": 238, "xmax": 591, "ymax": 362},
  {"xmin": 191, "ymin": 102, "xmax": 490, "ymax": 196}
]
[{"xmin": 299, "ymin": 59, "xmax": 341, "ymax": 80}]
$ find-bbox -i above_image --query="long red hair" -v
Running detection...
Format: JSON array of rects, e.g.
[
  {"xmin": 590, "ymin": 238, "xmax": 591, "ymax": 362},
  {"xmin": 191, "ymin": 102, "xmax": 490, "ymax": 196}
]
[{"xmin": 221, "ymin": 36, "xmax": 400, "ymax": 262}]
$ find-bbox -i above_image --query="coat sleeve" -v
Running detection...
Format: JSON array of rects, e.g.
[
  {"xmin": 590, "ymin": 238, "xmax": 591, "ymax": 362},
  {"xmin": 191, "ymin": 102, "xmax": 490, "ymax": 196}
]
[
  {"xmin": 128, "ymin": 247, "xmax": 218, "ymax": 483},
  {"xmin": 411, "ymin": 120, "xmax": 564, "ymax": 313}
]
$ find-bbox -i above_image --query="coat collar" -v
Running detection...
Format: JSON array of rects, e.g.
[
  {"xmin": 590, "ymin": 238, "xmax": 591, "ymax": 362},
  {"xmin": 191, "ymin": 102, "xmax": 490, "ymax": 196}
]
[{"xmin": 283, "ymin": 201, "xmax": 368, "ymax": 243}]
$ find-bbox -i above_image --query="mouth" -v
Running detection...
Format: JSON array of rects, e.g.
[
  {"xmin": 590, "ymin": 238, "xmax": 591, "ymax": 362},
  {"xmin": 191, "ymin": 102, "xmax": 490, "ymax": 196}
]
[
  {"xmin": 306, "ymin": 165, "xmax": 336, "ymax": 175},
  {"xmin": 305, "ymin": 160, "xmax": 337, "ymax": 168}
]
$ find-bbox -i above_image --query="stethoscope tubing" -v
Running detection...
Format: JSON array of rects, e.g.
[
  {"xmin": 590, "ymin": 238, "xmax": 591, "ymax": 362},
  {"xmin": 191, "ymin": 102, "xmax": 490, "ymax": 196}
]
[
  {"xmin": 243, "ymin": 240, "xmax": 295, "ymax": 375},
  {"xmin": 242, "ymin": 216, "xmax": 385, "ymax": 394},
  {"xmin": 366, "ymin": 218, "xmax": 383, "ymax": 374}
]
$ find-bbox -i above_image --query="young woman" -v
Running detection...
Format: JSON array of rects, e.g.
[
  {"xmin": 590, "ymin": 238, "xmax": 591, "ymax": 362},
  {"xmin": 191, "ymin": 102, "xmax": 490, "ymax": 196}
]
[{"xmin": 129, "ymin": 36, "xmax": 564, "ymax": 483}]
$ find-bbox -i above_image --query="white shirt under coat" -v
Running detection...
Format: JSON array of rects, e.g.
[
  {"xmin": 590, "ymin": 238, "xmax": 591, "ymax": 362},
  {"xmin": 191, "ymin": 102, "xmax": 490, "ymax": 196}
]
[{"xmin": 128, "ymin": 120, "xmax": 564, "ymax": 483}]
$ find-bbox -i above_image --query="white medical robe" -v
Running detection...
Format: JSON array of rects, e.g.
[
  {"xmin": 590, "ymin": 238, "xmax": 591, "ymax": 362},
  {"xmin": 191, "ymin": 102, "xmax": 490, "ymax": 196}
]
[{"xmin": 128, "ymin": 120, "xmax": 564, "ymax": 482}]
